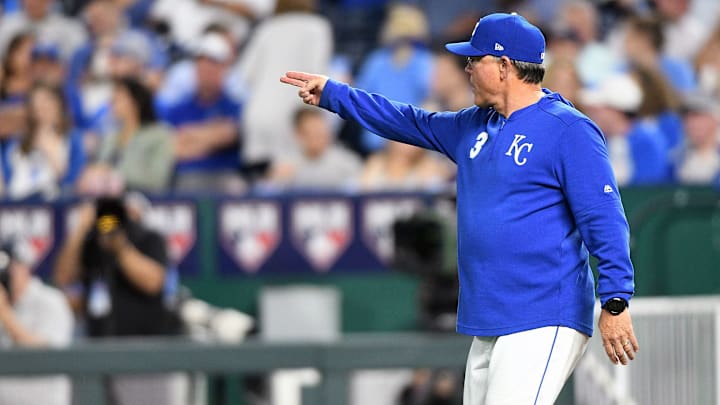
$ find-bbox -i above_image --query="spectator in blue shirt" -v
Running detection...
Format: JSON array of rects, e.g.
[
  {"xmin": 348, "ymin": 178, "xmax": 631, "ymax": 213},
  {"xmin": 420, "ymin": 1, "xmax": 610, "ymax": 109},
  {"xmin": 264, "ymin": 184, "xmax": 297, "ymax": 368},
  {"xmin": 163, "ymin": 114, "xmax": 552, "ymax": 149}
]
[
  {"xmin": 354, "ymin": 4, "xmax": 434, "ymax": 153},
  {"xmin": 161, "ymin": 32, "xmax": 244, "ymax": 193},
  {"xmin": 582, "ymin": 73, "xmax": 671, "ymax": 186},
  {"xmin": 155, "ymin": 23, "xmax": 242, "ymax": 117}
]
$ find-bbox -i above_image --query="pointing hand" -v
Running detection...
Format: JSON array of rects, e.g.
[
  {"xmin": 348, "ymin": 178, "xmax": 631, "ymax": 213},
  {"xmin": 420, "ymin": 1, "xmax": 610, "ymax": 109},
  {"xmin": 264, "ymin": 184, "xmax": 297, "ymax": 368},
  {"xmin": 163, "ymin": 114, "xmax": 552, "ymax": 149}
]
[{"xmin": 280, "ymin": 71, "xmax": 329, "ymax": 106}]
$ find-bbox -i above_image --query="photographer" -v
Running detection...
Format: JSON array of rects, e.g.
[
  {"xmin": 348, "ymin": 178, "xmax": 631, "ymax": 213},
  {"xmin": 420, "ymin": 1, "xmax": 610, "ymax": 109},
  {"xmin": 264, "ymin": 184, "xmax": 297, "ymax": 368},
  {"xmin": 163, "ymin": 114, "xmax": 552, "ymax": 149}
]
[
  {"xmin": 54, "ymin": 196, "xmax": 185, "ymax": 405},
  {"xmin": 0, "ymin": 241, "xmax": 73, "ymax": 405},
  {"xmin": 54, "ymin": 196, "xmax": 179, "ymax": 337}
]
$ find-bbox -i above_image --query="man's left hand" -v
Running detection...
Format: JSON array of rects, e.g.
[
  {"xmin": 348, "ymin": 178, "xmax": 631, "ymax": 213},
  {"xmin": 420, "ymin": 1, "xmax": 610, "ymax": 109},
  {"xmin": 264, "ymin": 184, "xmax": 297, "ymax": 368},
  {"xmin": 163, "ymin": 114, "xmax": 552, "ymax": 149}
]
[{"xmin": 599, "ymin": 309, "xmax": 639, "ymax": 365}]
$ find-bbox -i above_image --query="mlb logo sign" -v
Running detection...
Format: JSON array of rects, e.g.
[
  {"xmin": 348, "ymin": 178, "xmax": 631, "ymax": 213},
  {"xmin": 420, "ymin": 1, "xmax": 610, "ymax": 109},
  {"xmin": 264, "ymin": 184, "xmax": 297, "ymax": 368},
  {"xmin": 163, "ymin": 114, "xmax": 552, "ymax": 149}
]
[
  {"xmin": 291, "ymin": 200, "xmax": 352, "ymax": 272},
  {"xmin": 143, "ymin": 203, "xmax": 196, "ymax": 265},
  {"xmin": 220, "ymin": 201, "xmax": 281, "ymax": 274},
  {"xmin": 0, "ymin": 207, "xmax": 54, "ymax": 268},
  {"xmin": 362, "ymin": 198, "xmax": 424, "ymax": 263}
]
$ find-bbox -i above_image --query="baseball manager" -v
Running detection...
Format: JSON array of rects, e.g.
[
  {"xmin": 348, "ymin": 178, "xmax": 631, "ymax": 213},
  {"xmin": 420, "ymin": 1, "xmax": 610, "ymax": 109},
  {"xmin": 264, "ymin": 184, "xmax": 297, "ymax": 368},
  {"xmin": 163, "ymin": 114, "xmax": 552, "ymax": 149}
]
[{"xmin": 281, "ymin": 12, "xmax": 638, "ymax": 404}]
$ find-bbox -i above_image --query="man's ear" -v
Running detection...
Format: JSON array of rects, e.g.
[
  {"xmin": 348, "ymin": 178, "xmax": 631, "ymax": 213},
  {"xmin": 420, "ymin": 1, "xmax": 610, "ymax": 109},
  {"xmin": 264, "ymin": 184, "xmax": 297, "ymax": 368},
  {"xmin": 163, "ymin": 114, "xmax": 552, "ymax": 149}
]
[{"xmin": 498, "ymin": 56, "xmax": 511, "ymax": 80}]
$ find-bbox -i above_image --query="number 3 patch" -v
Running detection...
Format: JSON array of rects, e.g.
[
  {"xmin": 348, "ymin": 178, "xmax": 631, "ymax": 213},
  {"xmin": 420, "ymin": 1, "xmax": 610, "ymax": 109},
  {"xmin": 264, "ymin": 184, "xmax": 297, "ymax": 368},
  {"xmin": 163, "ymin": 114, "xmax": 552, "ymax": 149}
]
[{"xmin": 469, "ymin": 131, "xmax": 489, "ymax": 159}]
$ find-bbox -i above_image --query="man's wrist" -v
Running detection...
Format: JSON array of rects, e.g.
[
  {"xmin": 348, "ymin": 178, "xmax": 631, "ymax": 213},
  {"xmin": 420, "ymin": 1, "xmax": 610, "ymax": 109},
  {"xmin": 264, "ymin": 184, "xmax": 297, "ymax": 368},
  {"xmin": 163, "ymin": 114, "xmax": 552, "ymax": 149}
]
[{"xmin": 318, "ymin": 78, "xmax": 338, "ymax": 109}]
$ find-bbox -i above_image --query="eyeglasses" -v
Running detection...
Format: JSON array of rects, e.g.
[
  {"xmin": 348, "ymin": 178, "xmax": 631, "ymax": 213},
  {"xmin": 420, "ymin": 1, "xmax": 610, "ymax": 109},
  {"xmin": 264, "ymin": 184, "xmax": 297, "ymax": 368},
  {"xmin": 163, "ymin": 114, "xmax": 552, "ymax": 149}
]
[{"xmin": 466, "ymin": 56, "xmax": 484, "ymax": 67}]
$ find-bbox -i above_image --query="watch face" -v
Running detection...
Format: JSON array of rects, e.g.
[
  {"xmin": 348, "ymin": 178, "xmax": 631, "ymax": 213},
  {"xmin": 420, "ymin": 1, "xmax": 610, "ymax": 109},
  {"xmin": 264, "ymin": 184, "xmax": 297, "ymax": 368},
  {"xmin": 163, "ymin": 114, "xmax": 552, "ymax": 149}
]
[{"xmin": 606, "ymin": 299, "xmax": 626, "ymax": 314}]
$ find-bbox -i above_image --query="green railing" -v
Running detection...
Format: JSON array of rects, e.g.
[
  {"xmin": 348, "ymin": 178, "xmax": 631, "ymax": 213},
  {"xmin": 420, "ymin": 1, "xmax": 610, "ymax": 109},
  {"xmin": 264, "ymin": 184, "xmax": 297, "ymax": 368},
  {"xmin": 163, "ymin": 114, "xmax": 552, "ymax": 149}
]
[{"xmin": 0, "ymin": 333, "xmax": 472, "ymax": 405}]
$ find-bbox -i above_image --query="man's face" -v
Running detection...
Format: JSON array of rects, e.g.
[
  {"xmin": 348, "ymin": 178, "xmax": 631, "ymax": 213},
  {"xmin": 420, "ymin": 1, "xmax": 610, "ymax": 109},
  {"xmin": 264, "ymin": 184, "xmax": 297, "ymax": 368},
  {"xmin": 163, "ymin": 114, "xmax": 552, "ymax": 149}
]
[
  {"xmin": 22, "ymin": 0, "xmax": 52, "ymax": 20},
  {"xmin": 562, "ymin": 4, "xmax": 596, "ymax": 43},
  {"xmin": 654, "ymin": 0, "xmax": 690, "ymax": 20},
  {"xmin": 685, "ymin": 111, "xmax": 719, "ymax": 148},
  {"xmin": 85, "ymin": 0, "xmax": 122, "ymax": 36},
  {"xmin": 464, "ymin": 55, "xmax": 503, "ymax": 108},
  {"xmin": 295, "ymin": 114, "xmax": 332, "ymax": 159},
  {"xmin": 196, "ymin": 57, "xmax": 227, "ymax": 98}
]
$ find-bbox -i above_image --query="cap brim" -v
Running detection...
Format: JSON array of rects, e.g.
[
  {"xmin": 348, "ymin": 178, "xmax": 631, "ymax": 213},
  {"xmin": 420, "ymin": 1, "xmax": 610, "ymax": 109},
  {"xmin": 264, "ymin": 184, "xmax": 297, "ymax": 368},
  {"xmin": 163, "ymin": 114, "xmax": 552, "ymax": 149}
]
[{"xmin": 445, "ymin": 41, "xmax": 485, "ymax": 56}]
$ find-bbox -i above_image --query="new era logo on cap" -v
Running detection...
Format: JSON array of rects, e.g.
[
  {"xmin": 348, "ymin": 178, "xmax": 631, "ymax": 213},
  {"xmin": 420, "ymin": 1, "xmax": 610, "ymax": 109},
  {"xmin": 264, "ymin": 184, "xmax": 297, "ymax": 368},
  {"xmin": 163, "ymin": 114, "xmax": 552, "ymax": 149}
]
[{"xmin": 445, "ymin": 13, "xmax": 546, "ymax": 64}]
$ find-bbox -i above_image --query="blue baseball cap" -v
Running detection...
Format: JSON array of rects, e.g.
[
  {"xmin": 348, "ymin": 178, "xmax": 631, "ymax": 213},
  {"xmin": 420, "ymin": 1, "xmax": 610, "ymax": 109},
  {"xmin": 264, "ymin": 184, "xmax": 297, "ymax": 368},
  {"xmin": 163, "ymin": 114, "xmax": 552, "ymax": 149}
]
[{"xmin": 445, "ymin": 13, "xmax": 546, "ymax": 64}]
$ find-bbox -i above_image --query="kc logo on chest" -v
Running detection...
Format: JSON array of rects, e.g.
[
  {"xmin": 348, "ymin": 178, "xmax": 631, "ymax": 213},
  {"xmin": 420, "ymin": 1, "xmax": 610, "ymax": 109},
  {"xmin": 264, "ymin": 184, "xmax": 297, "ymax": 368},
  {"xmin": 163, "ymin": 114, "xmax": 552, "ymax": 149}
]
[
  {"xmin": 504, "ymin": 134, "xmax": 534, "ymax": 166},
  {"xmin": 468, "ymin": 132, "xmax": 534, "ymax": 166}
]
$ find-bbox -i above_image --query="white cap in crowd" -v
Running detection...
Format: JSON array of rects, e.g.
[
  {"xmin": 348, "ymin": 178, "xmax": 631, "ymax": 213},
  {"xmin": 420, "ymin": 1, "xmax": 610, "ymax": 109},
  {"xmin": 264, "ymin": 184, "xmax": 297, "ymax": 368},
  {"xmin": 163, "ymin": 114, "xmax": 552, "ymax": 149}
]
[
  {"xmin": 193, "ymin": 33, "xmax": 232, "ymax": 63},
  {"xmin": 580, "ymin": 73, "xmax": 643, "ymax": 113}
]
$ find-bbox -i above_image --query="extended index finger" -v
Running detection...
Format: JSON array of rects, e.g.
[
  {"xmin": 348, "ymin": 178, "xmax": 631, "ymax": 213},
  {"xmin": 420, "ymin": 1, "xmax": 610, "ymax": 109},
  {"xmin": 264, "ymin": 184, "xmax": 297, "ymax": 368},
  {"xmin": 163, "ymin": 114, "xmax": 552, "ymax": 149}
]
[
  {"xmin": 285, "ymin": 71, "xmax": 317, "ymax": 81},
  {"xmin": 279, "ymin": 76, "xmax": 306, "ymax": 87}
]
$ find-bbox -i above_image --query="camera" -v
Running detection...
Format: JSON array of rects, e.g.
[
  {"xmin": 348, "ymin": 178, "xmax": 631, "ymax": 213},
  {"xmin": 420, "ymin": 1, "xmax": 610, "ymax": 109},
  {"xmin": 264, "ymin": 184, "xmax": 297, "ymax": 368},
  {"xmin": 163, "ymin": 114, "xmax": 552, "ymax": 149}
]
[{"xmin": 95, "ymin": 197, "xmax": 128, "ymax": 236}]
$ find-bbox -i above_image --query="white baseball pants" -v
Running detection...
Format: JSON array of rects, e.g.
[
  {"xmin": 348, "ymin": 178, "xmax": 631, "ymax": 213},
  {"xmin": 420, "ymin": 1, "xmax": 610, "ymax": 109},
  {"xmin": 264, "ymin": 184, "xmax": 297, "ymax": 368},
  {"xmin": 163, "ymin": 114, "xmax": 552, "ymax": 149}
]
[{"xmin": 463, "ymin": 326, "xmax": 589, "ymax": 405}]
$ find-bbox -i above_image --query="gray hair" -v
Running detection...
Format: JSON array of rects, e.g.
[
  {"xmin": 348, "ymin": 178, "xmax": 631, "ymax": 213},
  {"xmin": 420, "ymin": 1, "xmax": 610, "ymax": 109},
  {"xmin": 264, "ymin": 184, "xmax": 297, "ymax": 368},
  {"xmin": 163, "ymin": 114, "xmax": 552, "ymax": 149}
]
[{"xmin": 492, "ymin": 56, "xmax": 545, "ymax": 84}]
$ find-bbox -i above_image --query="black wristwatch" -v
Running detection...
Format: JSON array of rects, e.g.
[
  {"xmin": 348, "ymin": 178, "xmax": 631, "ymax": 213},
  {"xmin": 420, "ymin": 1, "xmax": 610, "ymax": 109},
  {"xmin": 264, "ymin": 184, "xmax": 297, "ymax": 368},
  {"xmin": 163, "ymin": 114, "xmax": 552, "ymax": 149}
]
[{"xmin": 602, "ymin": 298, "xmax": 628, "ymax": 315}]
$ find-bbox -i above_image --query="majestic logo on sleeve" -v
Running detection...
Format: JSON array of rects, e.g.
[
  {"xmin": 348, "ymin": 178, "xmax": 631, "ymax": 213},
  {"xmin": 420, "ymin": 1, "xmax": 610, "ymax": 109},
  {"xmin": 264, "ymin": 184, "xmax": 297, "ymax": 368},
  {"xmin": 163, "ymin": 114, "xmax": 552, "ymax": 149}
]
[
  {"xmin": 469, "ymin": 131, "xmax": 489, "ymax": 159},
  {"xmin": 505, "ymin": 134, "xmax": 534, "ymax": 166}
]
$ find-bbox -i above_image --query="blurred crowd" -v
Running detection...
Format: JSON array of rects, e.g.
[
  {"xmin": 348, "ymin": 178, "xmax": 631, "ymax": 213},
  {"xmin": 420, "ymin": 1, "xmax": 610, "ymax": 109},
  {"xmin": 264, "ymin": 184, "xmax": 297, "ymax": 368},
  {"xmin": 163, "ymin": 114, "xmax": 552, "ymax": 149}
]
[
  {"xmin": 0, "ymin": 0, "xmax": 719, "ymax": 202},
  {"xmin": 0, "ymin": 0, "xmax": 720, "ymax": 200},
  {"xmin": 0, "ymin": 1, "xmax": 717, "ymax": 403}
]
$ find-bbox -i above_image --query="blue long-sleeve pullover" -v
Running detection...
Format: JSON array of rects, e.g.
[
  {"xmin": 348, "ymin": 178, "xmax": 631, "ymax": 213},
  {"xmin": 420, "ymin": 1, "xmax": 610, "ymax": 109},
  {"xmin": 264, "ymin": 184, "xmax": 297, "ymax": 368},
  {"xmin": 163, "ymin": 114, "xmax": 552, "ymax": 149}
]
[{"xmin": 319, "ymin": 80, "xmax": 635, "ymax": 337}]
